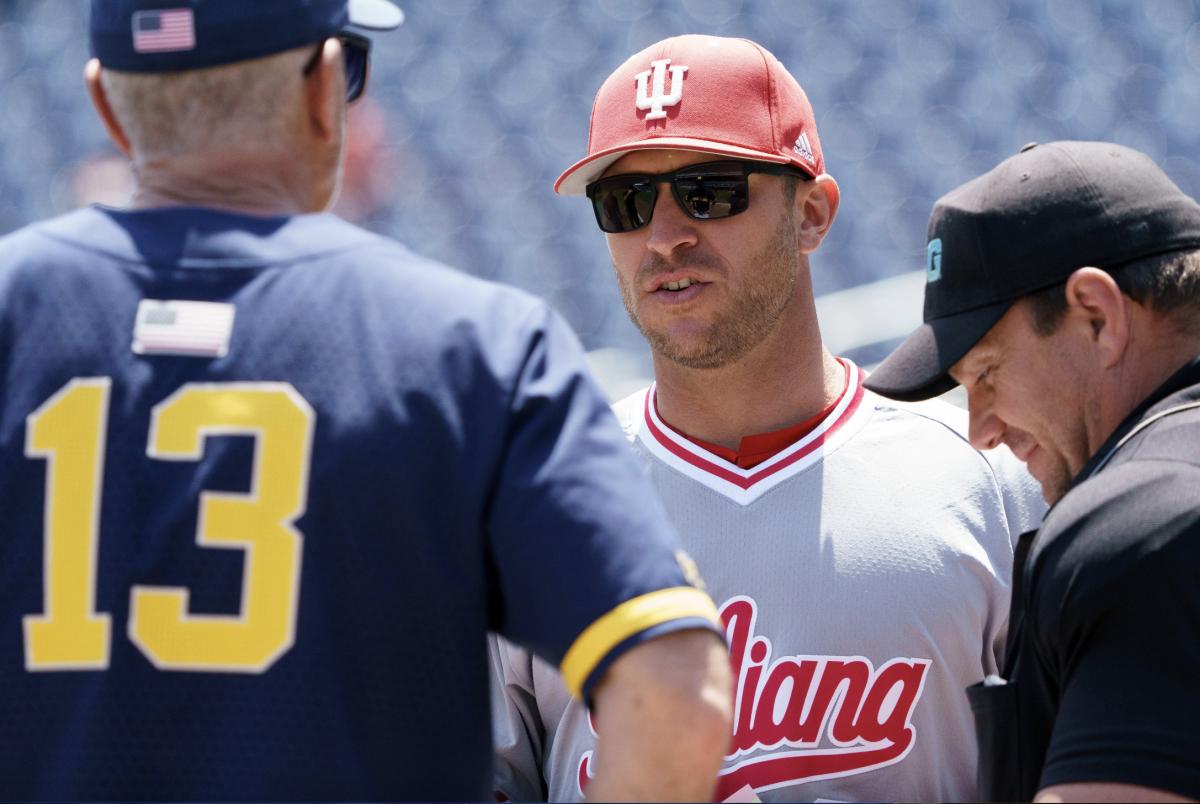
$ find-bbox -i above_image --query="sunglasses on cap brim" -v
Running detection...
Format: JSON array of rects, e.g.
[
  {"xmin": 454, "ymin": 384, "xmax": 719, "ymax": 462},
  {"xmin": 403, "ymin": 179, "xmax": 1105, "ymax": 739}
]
[
  {"xmin": 585, "ymin": 160, "xmax": 812, "ymax": 234},
  {"xmin": 303, "ymin": 32, "xmax": 371, "ymax": 103}
]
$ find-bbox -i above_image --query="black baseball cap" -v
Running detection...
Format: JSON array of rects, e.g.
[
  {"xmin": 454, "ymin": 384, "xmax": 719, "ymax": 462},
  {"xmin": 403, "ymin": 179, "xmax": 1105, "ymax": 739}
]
[
  {"xmin": 91, "ymin": 0, "xmax": 404, "ymax": 73},
  {"xmin": 865, "ymin": 141, "xmax": 1200, "ymax": 402}
]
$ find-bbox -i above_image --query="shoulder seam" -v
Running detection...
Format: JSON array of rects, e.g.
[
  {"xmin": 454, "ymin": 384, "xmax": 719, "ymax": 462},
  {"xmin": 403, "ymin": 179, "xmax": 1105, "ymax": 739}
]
[
  {"xmin": 873, "ymin": 397, "xmax": 1007, "ymax": 498},
  {"xmin": 31, "ymin": 219, "xmax": 387, "ymax": 271}
]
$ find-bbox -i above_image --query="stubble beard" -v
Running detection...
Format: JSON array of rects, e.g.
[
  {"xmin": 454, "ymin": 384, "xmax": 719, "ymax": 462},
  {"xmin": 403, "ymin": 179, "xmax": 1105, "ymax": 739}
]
[
  {"xmin": 1029, "ymin": 456, "xmax": 1072, "ymax": 507},
  {"xmin": 1033, "ymin": 445, "xmax": 1076, "ymax": 506},
  {"xmin": 616, "ymin": 213, "xmax": 800, "ymax": 370}
]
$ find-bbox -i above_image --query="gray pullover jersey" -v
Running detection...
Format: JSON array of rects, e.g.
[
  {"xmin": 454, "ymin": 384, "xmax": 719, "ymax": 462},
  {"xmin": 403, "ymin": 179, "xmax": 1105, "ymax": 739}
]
[{"xmin": 491, "ymin": 362, "xmax": 1045, "ymax": 802}]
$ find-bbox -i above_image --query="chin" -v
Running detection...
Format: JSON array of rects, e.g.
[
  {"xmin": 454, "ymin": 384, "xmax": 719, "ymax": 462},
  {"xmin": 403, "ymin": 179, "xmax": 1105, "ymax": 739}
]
[
  {"xmin": 1037, "ymin": 474, "xmax": 1071, "ymax": 506},
  {"xmin": 644, "ymin": 333, "xmax": 725, "ymax": 370},
  {"xmin": 663, "ymin": 350, "xmax": 731, "ymax": 370},
  {"xmin": 650, "ymin": 339, "xmax": 714, "ymax": 367}
]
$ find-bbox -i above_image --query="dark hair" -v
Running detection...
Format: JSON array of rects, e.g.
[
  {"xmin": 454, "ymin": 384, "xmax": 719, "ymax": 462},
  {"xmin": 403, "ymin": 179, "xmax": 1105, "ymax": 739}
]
[{"xmin": 1028, "ymin": 248, "xmax": 1200, "ymax": 335}]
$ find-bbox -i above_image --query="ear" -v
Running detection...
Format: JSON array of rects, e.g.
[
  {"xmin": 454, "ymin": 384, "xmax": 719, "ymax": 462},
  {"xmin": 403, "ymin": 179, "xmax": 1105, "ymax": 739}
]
[
  {"xmin": 1063, "ymin": 267, "xmax": 1130, "ymax": 368},
  {"xmin": 85, "ymin": 59, "xmax": 132, "ymax": 157},
  {"xmin": 304, "ymin": 38, "xmax": 344, "ymax": 145},
  {"xmin": 796, "ymin": 174, "xmax": 840, "ymax": 254}
]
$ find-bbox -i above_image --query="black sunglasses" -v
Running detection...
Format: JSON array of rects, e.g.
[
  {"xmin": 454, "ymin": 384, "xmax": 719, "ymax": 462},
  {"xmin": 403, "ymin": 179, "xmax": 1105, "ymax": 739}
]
[
  {"xmin": 586, "ymin": 160, "xmax": 812, "ymax": 234},
  {"xmin": 303, "ymin": 32, "xmax": 371, "ymax": 103}
]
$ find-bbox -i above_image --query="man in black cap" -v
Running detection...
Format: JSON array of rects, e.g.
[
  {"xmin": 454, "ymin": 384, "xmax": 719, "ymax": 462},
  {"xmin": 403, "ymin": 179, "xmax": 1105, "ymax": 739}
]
[
  {"xmin": 0, "ymin": 2, "xmax": 734, "ymax": 800},
  {"xmin": 867, "ymin": 140, "xmax": 1200, "ymax": 802}
]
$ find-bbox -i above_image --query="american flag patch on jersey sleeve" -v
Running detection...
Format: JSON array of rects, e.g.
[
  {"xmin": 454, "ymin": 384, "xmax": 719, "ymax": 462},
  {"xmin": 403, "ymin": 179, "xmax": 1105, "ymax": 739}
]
[
  {"xmin": 131, "ymin": 9, "xmax": 196, "ymax": 54},
  {"xmin": 132, "ymin": 300, "xmax": 235, "ymax": 358}
]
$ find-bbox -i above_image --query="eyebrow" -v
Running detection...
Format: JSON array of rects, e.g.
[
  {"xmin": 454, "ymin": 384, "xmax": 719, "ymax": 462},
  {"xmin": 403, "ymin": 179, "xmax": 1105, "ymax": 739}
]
[{"xmin": 950, "ymin": 348, "xmax": 988, "ymax": 385}]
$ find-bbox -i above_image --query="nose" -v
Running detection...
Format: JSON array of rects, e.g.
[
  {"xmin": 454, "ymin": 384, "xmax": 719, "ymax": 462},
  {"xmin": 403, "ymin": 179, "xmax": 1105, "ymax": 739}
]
[
  {"xmin": 966, "ymin": 390, "xmax": 1005, "ymax": 451},
  {"xmin": 643, "ymin": 182, "xmax": 699, "ymax": 257}
]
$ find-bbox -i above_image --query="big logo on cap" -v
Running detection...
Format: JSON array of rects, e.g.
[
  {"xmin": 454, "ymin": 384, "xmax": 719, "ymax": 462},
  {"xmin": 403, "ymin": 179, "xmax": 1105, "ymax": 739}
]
[
  {"xmin": 635, "ymin": 59, "xmax": 688, "ymax": 120},
  {"xmin": 926, "ymin": 238, "xmax": 943, "ymax": 283}
]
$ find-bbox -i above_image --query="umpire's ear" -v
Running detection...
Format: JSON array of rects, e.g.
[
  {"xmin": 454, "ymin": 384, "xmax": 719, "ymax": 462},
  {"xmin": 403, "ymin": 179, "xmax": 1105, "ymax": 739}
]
[
  {"xmin": 304, "ymin": 37, "xmax": 343, "ymax": 145},
  {"xmin": 85, "ymin": 59, "xmax": 132, "ymax": 158}
]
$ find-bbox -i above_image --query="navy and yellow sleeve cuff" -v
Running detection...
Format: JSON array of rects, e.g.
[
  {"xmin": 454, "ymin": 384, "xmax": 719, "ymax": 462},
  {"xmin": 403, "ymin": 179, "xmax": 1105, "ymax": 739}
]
[{"xmin": 559, "ymin": 586, "xmax": 722, "ymax": 700}]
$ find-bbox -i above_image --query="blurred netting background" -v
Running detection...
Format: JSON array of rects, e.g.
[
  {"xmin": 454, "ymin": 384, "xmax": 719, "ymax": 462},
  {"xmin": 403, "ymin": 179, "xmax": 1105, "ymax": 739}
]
[{"xmin": 1, "ymin": 0, "xmax": 1199, "ymax": 387}]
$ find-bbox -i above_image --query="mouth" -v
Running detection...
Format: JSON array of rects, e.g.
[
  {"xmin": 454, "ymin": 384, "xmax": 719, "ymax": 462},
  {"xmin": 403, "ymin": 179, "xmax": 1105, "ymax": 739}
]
[
  {"xmin": 660, "ymin": 277, "xmax": 697, "ymax": 291},
  {"xmin": 645, "ymin": 274, "xmax": 711, "ymax": 306},
  {"xmin": 1003, "ymin": 432, "xmax": 1038, "ymax": 465},
  {"xmin": 1014, "ymin": 444, "xmax": 1043, "ymax": 480},
  {"xmin": 645, "ymin": 272, "xmax": 711, "ymax": 293}
]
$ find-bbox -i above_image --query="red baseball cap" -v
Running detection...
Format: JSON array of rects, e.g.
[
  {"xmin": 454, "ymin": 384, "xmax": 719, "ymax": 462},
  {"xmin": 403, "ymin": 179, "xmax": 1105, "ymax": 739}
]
[{"xmin": 555, "ymin": 35, "xmax": 824, "ymax": 196}]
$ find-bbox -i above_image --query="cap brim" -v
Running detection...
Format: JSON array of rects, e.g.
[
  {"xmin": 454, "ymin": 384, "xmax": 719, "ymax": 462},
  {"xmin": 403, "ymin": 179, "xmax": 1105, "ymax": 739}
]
[
  {"xmin": 348, "ymin": 0, "xmax": 404, "ymax": 30},
  {"xmin": 863, "ymin": 299, "xmax": 1015, "ymax": 402},
  {"xmin": 554, "ymin": 138, "xmax": 813, "ymax": 196}
]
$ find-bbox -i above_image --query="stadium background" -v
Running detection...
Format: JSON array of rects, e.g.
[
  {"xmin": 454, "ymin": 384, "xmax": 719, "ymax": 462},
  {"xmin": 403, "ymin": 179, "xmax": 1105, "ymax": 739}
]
[{"xmin": 1, "ymin": 0, "xmax": 1197, "ymax": 396}]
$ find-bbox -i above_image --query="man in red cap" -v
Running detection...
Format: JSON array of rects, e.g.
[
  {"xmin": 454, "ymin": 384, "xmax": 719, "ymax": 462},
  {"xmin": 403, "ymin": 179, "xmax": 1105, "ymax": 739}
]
[{"xmin": 490, "ymin": 35, "xmax": 1046, "ymax": 802}]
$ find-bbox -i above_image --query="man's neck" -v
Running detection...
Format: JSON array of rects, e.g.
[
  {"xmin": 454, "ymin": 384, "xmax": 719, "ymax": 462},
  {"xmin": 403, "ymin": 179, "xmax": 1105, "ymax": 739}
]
[
  {"xmin": 130, "ymin": 151, "xmax": 320, "ymax": 216},
  {"xmin": 1091, "ymin": 323, "xmax": 1200, "ymax": 456},
  {"xmin": 651, "ymin": 302, "xmax": 843, "ymax": 450}
]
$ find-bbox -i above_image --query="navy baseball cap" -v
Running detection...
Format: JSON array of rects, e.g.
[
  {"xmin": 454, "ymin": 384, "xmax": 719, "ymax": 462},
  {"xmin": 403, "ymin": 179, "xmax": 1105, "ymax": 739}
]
[
  {"xmin": 91, "ymin": 0, "xmax": 404, "ymax": 73},
  {"xmin": 865, "ymin": 141, "xmax": 1200, "ymax": 402}
]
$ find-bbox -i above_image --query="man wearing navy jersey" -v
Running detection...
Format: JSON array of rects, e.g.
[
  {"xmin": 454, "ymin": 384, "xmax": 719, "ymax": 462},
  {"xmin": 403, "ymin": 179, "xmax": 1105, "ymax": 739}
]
[{"xmin": 0, "ymin": 2, "xmax": 732, "ymax": 800}]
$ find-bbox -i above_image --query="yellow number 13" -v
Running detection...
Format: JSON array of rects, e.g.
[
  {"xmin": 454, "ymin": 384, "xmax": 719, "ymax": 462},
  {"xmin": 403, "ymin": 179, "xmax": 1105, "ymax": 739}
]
[{"xmin": 24, "ymin": 378, "xmax": 314, "ymax": 673}]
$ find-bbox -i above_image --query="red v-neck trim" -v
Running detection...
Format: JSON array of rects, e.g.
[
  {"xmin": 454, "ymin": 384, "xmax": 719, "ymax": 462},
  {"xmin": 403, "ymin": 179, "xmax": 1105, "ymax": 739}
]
[
  {"xmin": 655, "ymin": 360, "xmax": 851, "ymax": 469},
  {"xmin": 641, "ymin": 359, "xmax": 865, "ymax": 490}
]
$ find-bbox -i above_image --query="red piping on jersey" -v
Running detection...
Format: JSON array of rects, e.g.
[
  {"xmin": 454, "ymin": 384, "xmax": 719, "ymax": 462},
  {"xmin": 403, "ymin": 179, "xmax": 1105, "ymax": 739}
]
[
  {"xmin": 656, "ymin": 361, "xmax": 849, "ymax": 469},
  {"xmin": 641, "ymin": 362, "xmax": 865, "ymax": 490}
]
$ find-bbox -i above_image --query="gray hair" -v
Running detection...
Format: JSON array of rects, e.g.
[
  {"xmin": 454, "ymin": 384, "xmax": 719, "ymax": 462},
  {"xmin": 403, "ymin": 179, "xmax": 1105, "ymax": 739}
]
[{"xmin": 100, "ymin": 46, "xmax": 313, "ymax": 161}]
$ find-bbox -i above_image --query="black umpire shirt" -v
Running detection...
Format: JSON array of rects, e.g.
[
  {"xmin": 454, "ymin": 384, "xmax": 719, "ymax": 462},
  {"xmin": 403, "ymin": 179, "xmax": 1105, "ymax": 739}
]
[{"xmin": 969, "ymin": 356, "xmax": 1200, "ymax": 802}]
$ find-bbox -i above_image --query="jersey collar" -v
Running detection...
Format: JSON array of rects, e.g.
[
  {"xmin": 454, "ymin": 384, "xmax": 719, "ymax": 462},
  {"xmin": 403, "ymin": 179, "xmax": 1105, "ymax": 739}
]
[{"xmin": 637, "ymin": 359, "xmax": 869, "ymax": 505}]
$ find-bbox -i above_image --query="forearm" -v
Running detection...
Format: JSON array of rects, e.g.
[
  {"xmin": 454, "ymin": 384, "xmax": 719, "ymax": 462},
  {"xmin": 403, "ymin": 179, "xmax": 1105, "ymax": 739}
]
[
  {"xmin": 1036, "ymin": 782, "xmax": 1196, "ymax": 802},
  {"xmin": 585, "ymin": 629, "xmax": 733, "ymax": 802}
]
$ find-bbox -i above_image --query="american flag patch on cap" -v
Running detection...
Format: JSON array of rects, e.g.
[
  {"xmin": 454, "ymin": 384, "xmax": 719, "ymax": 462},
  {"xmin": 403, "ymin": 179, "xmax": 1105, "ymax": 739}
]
[
  {"xmin": 131, "ymin": 8, "xmax": 196, "ymax": 54},
  {"xmin": 133, "ymin": 300, "xmax": 235, "ymax": 358}
]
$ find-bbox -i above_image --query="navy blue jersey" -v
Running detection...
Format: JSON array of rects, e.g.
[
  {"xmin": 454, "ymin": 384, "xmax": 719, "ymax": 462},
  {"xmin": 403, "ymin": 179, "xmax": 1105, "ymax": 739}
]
[{"xmin": 0, "ymin": 206, "xmax": 719, "ymax": 800}]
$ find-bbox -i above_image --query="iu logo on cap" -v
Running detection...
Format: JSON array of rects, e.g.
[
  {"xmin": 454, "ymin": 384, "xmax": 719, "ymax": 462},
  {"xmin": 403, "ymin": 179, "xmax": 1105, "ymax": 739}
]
[{"xmin": 635, "ymin": 59, "xmax": 688, "ymax": 120}]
